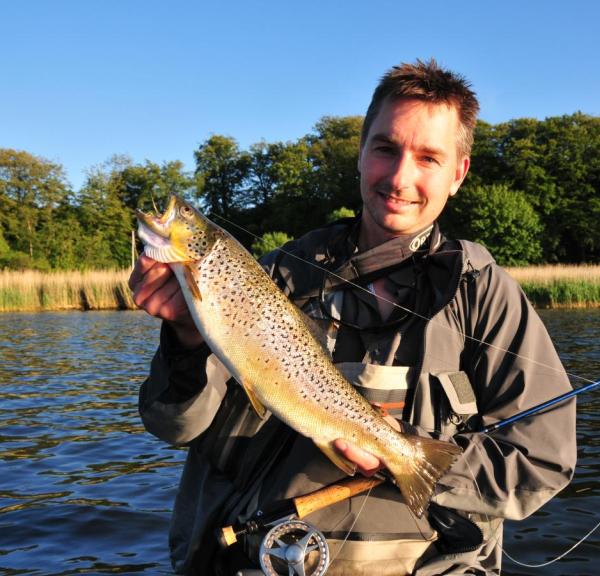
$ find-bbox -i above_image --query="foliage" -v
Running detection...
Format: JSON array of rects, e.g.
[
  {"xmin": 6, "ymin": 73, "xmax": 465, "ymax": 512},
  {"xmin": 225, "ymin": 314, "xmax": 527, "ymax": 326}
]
[
  {"xmin": 468, "ymin": 114, "xmax": 600, "ymax": 262},
  {"xmin": 519, "ymin": 280, "xmax": 600, "ymax": 308},
  {"xmin": 327, "ymin": 206, "xmax": 356, "ymax": 223},
  {"xmin": 443, "ymin": 184, "xmax": 543, "ymax": 266},
  {"xmin": 0, "ymin": 111, "xmax": 599, "ymax": 271},
  {"xmin": 194, "ymin": 135, "xmax": 251, "ymax": 218},
  {"xmin": 0, "ymin": 149, "xmax": 70, "ymax": 262},
  {"xmin": 251, "ymin": 231, "xmax": 293, "ymax": 258}
]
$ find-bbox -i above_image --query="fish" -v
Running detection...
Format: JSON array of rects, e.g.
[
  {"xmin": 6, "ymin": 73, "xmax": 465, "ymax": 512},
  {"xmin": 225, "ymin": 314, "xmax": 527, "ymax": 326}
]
[{"xmin": 136, "ymin": 195, "xmax": 462, "ymax": 517}]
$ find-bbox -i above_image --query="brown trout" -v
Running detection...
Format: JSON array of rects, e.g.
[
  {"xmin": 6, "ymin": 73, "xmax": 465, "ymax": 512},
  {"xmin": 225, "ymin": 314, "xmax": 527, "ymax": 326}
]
[{"xmin": 137, "ymin": 195, "xmax": 461, "ymax": 517}]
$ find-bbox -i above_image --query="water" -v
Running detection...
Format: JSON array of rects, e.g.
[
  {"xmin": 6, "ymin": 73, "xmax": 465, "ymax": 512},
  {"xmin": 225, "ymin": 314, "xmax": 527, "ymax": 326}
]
[{"xmin": 0, "ymin": 310, "xmax": 599, "ymax": 575}]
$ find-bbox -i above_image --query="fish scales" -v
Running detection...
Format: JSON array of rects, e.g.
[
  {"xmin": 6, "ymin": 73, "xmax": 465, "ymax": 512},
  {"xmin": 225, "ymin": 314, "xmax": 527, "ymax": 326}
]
[
  {"xmin": 190, "ymin": 237, "xmax": 385, "ymax": 443},
  {"xmin": 137, "ymin": 195, "xmax": 462, "ymax": 517}
]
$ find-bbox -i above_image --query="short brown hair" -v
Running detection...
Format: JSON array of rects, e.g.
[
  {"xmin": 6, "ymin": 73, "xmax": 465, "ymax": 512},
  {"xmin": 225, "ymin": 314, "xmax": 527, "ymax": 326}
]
[{"xmin": 360, "ymin": 59, "xmax": 480, "ymax": 157}]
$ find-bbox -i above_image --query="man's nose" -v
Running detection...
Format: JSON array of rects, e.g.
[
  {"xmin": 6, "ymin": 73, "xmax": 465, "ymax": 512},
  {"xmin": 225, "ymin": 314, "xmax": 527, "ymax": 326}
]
[{"xmin": 388, "ymin": 154, "xmax": 416, "ymax": 190}]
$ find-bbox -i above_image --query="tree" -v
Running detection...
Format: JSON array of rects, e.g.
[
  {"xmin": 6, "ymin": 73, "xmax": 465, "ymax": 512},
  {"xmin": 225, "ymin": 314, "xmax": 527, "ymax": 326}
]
[
  {"xmin": 0, "ymin": 148, "xmax": 70, "ymax": 265},
  {"xmin": 117, "ymin": 159, "xmax": 192, "ymax": 213},
  {"xmin": 443, "ymin": 184, "xmax": 543, "ymax": 266},
  {"xmin": 194, "ymin": 135, "xmax": 251, "ymax": 218},
  {"xmin": 76, "ymin": 158, "xmax": 135, "ymax": 268},
  {"xmin": 469, "ymin": 114, "xmax": 600, "ymax": 262},
  {"xmin": 307, "ymin": 116, "xmax": 362, "ymax": 215}
]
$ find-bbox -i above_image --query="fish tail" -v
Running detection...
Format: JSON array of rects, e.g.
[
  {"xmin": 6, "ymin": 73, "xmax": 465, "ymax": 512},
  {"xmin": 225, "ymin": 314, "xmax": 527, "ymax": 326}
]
[{"xmin": 386, "ymin": 436, "xmax": 462, "ymax": 518}]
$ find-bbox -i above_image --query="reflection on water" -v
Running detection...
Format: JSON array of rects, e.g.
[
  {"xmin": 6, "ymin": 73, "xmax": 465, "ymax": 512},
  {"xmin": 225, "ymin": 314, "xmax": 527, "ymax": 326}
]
[
  {"xmin": 502, "ymin": 309, "xmax": 600, "ymax": 576},
  {"xmin": 0, "ymin": 311, "xmax": 182, "ymax": 575},
  {"xmin": 0, "ymin": 309, "xmax": 599, "ymax": 574}
]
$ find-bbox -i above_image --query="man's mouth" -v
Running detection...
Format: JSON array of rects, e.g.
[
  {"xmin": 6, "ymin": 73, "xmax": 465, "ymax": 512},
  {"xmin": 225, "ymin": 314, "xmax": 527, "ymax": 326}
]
[{"xmin": 377, "ymin": 191, "xmax": 420, "ymax": 206}]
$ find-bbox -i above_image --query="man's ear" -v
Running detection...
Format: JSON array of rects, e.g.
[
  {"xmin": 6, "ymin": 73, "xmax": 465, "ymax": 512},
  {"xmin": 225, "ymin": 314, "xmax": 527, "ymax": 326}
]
[{"xmin": 450, "ymin": 156, "xmax": 470, "ymax": 197}]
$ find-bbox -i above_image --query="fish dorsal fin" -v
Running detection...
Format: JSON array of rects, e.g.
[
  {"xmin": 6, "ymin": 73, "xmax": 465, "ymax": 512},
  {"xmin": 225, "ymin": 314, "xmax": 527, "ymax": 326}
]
[{"xmin": 240, "ymin": 378, "xmax": 268, "ymax": 419}]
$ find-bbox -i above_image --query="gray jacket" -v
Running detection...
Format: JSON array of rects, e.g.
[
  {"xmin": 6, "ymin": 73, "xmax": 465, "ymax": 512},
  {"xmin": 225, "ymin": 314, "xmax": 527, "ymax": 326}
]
[{"xmin": 139, "ymin": 222, "xmax": 576, "ymax": 575}]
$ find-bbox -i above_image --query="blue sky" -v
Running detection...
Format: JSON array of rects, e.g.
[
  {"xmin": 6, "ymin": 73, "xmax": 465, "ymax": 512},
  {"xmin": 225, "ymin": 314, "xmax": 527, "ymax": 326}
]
[{"xmin": 1, "ymin": 0, "xmax": 598, "ymax": 190}]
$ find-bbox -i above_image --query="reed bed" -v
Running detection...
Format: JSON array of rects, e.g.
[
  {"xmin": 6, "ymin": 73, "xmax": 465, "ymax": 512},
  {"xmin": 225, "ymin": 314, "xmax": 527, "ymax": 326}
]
[
  {"xmin": 0, "ymin": 269, "xmax": 136, "ymax": 312},
  {"xmin": 1, "ymin": 265, "xmax": 600, "ymax": 312},
  {"xmin": 506, "ymin": 265, "xmax": 600, "ymax": 308}
]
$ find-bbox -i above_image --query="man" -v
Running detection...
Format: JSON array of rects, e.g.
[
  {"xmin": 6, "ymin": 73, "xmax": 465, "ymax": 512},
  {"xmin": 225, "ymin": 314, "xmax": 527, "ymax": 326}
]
[{"xmin": 129, "ymin": 60, "xmax": 576, "ymax": 575}]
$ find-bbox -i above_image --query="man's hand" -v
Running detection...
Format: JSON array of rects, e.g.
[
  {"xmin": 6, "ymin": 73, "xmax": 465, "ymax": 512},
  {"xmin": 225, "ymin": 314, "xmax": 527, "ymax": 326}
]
[
  {"xmin": 129, "ymin": 254, "xmax": 203, "ymax": 349},
  {"xmin": 333, "ymin": 416, "xmax": 401, "ymax": 476}
]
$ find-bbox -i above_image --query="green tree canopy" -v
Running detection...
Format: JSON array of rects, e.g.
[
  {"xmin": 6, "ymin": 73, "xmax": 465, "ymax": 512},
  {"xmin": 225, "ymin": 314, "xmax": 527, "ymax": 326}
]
[
  {"xmin": 194, "ymin": 135, "xmax": 251, "ymax": 218},
  {"xmin": 251, "ymin": 231, "xmax": 293, "ymax": 258},
  {"xmin": 443, "ymin": 184, "xmax": 543, "ymax": 266},
  {"xmin": 0, "ymin": 148, "xmax": 71, "ymax": 268}
]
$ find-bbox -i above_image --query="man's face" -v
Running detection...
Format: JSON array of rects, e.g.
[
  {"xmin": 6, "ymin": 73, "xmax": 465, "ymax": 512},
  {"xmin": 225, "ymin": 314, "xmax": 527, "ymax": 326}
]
[{"xmin": 358, "ymin": 98, "xmax": 470, "ymax": 248}]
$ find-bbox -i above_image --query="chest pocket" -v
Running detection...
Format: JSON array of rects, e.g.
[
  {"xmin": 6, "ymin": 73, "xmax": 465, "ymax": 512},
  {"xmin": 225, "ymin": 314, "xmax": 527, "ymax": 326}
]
[{"xmin": 410, "ymin": 371, "xmax": 478, "ymax": 438}]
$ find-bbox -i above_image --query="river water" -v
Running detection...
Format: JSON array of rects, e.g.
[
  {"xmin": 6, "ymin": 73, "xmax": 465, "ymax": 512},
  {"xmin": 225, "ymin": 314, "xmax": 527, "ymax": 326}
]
[{"xmin": 0, "ymin": 310, "xmax": 598, "ymax": 575}]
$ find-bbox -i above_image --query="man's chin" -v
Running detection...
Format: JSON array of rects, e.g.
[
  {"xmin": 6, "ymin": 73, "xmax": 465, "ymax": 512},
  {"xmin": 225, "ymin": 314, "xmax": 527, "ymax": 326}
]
[{"xmin": 378, "ymin": 215, "xmax": 419, "ymax": 237}]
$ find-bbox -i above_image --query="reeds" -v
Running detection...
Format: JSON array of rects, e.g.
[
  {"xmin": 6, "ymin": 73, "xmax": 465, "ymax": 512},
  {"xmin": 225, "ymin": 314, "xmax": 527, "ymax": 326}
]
[
  {"xmin": 0, "ymin": 269, "xmax": 136, "ymax": 312},
  {"xmin": 1, "ymin": 265, "xmax": 600, "ymax": 312},
  {"xmin": 506, "ymin": 265, "xmax": 600, "ymax": 308}
]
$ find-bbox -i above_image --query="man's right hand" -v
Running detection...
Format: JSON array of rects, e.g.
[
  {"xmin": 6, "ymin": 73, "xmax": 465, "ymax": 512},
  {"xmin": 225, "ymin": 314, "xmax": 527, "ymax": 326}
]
[{"xmin": 129, "ymin": 254, "xmax": 204, "ymax": 349}]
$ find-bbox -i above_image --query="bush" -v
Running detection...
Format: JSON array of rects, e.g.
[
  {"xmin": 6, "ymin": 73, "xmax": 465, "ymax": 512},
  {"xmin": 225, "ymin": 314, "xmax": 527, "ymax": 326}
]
[
  {"xmin": 443, "ymin": 184, "xmax": 543, "ymax": 266},
  {"xmin": 327, "ymin": 206, "xmax": 356, "ymax": 223},
  {"xmin": 251, "ymin": 231, "xmax": 293, "ymax": 258},
  {"xmin": 0, "ymin": 250, "xmax": 51, "ymax": 271}
]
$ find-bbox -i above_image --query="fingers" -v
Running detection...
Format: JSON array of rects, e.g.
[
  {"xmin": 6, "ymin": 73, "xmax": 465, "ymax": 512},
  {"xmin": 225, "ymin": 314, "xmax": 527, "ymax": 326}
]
[
  {"xmin": 129, "ymin": 255, "xmax": 187, "ymax": 322},
  {"xmin": 142, "ymin": 275, "xmax": 182, "ymax": 318},
  {"xmin": 132, "ymin": 263, "xmax": 174, "ymax": 307},
  {"xmin": 128, "ymin": 254, "xmax": 159, "ymax": 291},
  {"xmin": 333, "ymin": 439, "xmax": 382, "ymax": 476}
]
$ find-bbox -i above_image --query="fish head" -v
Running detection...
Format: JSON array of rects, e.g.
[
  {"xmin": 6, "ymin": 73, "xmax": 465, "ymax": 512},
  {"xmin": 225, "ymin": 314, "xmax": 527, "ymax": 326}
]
[{"xmin": 136, "ymin": 195, "xmax": 219, "ymax": 263}]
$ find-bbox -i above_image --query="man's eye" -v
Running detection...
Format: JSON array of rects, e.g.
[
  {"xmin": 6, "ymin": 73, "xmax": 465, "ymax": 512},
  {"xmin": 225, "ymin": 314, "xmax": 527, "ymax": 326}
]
[{"xmin": 422, "ymin": 156, "xmax": 438, "ymax": 164}]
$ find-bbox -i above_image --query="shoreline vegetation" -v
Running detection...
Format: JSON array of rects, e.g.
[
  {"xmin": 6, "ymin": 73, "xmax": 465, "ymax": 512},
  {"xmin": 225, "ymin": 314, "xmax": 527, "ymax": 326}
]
[
  {"xmin": 0, "ymin": 269, "xmax": 135, "ymax": 312},
  {"xmin": 2, "ymin": 266, "xmax": 600, "ymax": 313}
]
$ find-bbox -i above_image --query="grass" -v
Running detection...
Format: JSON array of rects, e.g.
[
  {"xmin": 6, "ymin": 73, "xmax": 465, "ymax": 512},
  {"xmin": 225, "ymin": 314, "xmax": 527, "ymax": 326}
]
[
  {"xmin": 0, "ymin": 269, "xmax": 136, "ymax": 312},
  {"xmin": 506, "ymin": 265, "xmax": 600, "ymax": 308},
  {"xmin": 1, "ymin": 265, "xmax": 600, "ymax": 312}
]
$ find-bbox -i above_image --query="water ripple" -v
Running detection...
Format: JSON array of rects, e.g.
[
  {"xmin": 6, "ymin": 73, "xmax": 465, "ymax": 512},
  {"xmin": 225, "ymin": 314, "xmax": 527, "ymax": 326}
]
[{"xmin": 0, "ymin": 309, "xmax": 598, "ymax": 574}]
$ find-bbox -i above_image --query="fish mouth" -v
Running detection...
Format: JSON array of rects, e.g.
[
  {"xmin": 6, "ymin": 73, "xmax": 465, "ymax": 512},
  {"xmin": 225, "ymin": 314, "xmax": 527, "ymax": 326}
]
[{"xmin": 135, "ymin": 195, "xmax": 177, "ymax": 238}]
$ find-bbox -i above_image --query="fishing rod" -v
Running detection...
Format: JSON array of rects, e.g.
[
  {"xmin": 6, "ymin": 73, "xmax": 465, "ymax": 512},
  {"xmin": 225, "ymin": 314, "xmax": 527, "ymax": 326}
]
[
  {"xmin": 480, "ymin": 379, "xmax": 600, "ymax": 434},
  {"xmin": 217, "ymin": 380, "xmax": 600, "ymax": 575}
]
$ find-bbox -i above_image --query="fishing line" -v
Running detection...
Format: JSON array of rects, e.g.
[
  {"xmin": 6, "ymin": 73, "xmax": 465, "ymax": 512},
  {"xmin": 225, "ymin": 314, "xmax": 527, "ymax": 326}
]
[
  {"xmin": 210, "ymin": 212, "xmax": 599, "ymax": 566},
  {"xmin": 327, "ymin": 483, "xmax": 375, "ymax": 566},
  {"xmin": 212, "ymin": 212, "xmax": 597, "ymax": 387},
  {"xmin": 468, "ymin": 434, "xmax": 600, "ymax": 569}
]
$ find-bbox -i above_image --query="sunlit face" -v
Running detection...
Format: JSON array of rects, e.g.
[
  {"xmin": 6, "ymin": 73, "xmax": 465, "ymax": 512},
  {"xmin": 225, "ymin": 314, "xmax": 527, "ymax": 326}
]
[{"xmin": 358, "ymin": 98, "xmax": 470, "ymax": 249}]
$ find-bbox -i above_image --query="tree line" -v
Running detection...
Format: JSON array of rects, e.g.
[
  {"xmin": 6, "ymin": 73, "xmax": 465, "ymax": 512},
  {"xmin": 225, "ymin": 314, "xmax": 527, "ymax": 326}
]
[{"xmin": 1, "ymin": 112, "xmax": 599, "ymax": 270}]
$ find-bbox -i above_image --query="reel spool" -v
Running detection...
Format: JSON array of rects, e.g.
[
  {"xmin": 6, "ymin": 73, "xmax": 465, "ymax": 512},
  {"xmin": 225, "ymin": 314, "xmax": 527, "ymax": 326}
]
[{"xmin": 259, "ymin": 519, "xmax": 330, "ymax": 576}]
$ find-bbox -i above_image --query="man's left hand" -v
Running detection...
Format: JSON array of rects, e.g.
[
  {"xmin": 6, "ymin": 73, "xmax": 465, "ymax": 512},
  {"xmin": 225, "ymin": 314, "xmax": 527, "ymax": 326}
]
[{"xmin": 333, "ymin": 416, "xmax": 401, "ymax": 476}]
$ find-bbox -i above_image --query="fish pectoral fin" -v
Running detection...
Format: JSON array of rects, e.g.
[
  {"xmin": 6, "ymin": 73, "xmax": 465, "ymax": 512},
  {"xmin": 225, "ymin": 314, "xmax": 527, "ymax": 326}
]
[
  {"xmin": 182, "ymin": 264, "xmax": 202, "ymax": 301},
  {"xmin": 240, "ymin": 379, "xmax": 267, "ymax": 419},
  {"xmin": 315, "ymin": 440, "xmax": 357, "ymax": 477}
]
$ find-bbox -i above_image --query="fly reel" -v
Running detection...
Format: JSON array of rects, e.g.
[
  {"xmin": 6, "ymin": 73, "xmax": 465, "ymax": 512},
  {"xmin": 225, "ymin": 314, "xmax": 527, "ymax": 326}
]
[{"xmin": 259, "ymin": 519, "xmax": 330, "ymax": 576}]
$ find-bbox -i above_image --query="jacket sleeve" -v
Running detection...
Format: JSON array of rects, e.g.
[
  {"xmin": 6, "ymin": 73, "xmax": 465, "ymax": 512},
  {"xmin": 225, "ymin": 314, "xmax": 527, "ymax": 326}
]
[
  {"xmin": 138, "ymin": 322, "xmax": 231, "ymax": 445},
  {"xmin": 432, "ymin": 264, "xmax": 577, "ymax": 520}
]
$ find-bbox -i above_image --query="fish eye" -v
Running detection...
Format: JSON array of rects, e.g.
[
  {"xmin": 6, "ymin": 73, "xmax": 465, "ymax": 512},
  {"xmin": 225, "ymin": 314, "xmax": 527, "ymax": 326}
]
[{"xmin": 179, "ymin": 206, "xmax": 193, "ymax": 218}]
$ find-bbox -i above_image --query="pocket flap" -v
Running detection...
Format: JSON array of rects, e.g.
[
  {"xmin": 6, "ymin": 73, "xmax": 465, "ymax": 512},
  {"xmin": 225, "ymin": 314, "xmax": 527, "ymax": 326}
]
[{"xmin": 434, "ymin": 371, "xmax": 478, "ymax": 417}]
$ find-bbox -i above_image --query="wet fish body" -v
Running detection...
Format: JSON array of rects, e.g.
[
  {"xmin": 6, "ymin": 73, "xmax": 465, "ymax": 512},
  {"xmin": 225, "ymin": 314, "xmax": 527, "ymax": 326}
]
[{"xmin": 137, "ymin": 196, "xmax": 461, "ymax": 517}]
